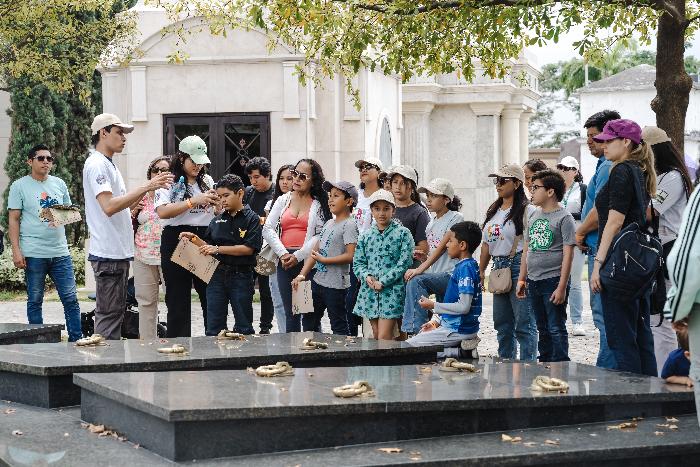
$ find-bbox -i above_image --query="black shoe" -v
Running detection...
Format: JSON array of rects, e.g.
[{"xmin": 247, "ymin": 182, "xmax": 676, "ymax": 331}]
[
  {"xmin": 459, "ymin": 348, "xmax": 479, "ymax": 359},
  {"xmin": 259, "ymin": 328, "xmax": 271, "ymax": 335}
]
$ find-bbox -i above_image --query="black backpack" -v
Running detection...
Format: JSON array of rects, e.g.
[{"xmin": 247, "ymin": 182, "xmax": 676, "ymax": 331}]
[{"xmin": 599, "ymin": 163, "xmax": 662, "ymax": 299}]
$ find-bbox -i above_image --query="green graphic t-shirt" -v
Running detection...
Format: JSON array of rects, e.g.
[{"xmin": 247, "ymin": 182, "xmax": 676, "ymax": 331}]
[{"xmin": 524, "ymin": 207, "xmax": 576, "ymax": 281}]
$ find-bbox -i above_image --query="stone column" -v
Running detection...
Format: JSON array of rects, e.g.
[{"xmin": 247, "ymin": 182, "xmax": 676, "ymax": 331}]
[
  {"xmin": 520, "ymin": 110, "xmax": 535, "ymax": 163},
  {"xmin": 469, "ymin": 103, "xmax": 504, "ymax": 224},
  {"xmin": 501, "ymin": 105, "xmax": 524, "ymax": 166},
  {"xmin": 401, "ymin": 102, "xmax": 434, "ymax": 182}
]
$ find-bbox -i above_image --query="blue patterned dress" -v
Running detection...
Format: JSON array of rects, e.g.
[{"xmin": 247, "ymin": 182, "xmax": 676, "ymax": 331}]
[{"xmin": 352, "ymin": 219, "xmax": 414, "ymax": 319}]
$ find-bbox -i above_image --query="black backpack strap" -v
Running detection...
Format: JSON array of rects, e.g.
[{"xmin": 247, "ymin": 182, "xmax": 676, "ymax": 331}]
[{"xmin": 624, "ymin": 161, "xmax": 658, "ymax": 237}]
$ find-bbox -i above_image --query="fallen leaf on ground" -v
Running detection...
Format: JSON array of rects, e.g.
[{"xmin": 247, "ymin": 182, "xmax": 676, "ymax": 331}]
[
  {"xmin": 654, "ymin": 431, "xmax": 665, "ymax": 436},
  {"xmin": 501, "ymin": 434, "xmax": 513, "ymax": 442},
  {"xmin": 377, "ymin": 447, "xmax": 403, "ymax": 453},
  {"xmin": 11, "ymin": 430, "xmax": 22, "ymax": 436},
  {"xmin": 656, "ymin": 423, "xmax": 670, "ymax": 428},
  {"xmin": 64, "ymin": 433, "xmax": 69, "ymax": 437},
  {"xmin": 420, "ymin": 367, "xmax": 432, "ymax": 373},
  {"xmin": 80, "ymin": 423, "xmax": 88, "ymax": 429},
  {"xmin": 666, "ymin": 417, "xmax": 679, "ymax": 423},
  {"xmin": 523, "ymin": 442, "xmax": 537, "ymax": 447},
  {"xmin": 668, "ymin": 425, "xmax": 679, "ymax": 430},
  {"xmin": 589, "ymin": 434, "xmax": 598, "ymax": 437},
  {"xmin": 544, "ymin": 439, "xmax": 560, "ymax": 446},
  {"xmin": 3, "ymin": 409, "xmax": 16, "ymax": 415},
  {"xmin": 412, "ymin": 380, "xmax": 422, "ymax": 384}
]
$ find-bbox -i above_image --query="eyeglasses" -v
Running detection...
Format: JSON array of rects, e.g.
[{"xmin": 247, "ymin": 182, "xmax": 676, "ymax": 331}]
[
  {"xmin": 358, "ymin": 164, "xmax": 379, "ymax": 172},
  {"xmin": 33, "ymin": 155, "xmax": 54, "ymax": 163},
  {"xmin": 151, "ymin": 167, "xmax": 170, "ymax": 174},
  {"xmin": 530, "ymin": 184, "xmax": 545, "ymax": 192},
  {"xmin": 290, "ymin": 169, "xmax": 310, "ymax": 182},
  {"xmin": 492, "ymin": 177, "xmax": 514, "ymax": 186},
  {"xmin": 556, "ymin": 164, "xmax": 576, "ymax": 172}
]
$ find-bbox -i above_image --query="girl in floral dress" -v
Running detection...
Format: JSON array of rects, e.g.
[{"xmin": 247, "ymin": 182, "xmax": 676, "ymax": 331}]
[{"xmin": 353, "ymin": 189, "xmax": 414, "ymax": 340}]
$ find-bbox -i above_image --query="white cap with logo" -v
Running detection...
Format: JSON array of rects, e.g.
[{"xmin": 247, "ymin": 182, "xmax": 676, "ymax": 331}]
[
  {"xmin": 387, "ymin": 164, "xmax": 418, "ymax": 185},
  {"xmin": 558, "ymin": 156, "xmax": 580, "ymax": 170},
  {"xmin": 367, "ymin": 189, "xmax": 395, "ymax": 207}
]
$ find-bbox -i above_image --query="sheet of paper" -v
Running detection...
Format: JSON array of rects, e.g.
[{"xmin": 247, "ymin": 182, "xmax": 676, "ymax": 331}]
[
  {"xmin": 170, "ymin": 238, "xmax": 220, "ymax": 284},
  {"xmin": 39, "ymin": 205, "xmax": 81, "ymax": 227},
  {"xmin": 292, "ymin": 280, "xmax": 314, "ymax": 314}
]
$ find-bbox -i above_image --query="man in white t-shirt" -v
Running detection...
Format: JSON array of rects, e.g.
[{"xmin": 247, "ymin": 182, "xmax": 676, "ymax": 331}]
[{"xmin": 83, "ymin": 113, "xmax": 172, "ymax": 340}]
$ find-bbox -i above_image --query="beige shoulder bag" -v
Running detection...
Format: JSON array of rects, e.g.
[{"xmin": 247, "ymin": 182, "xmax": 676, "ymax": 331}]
[{"xmin": 487, "ymin": 233, "xmax": 522, "ymax": 294}]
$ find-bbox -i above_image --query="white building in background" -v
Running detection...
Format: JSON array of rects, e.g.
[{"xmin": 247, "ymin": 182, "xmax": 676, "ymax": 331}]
[
  {"xmin": 578, "ymin": 64, "xmax": 700, "ymax": 181},
  {"xmin": 0, "ymin": 1, "xmax": 541, "ymax": 235}
]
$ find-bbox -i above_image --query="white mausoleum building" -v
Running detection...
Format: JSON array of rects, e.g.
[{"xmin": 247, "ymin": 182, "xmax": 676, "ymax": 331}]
[{"xmin": 1, "ymin": 1, "xmax": 541, "ymax": 230}]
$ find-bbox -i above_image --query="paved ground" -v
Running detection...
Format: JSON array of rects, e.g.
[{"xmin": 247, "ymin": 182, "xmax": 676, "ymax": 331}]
[{"xmin": 0, "ymin": 285, "xmax": 600, "ymax": 364}]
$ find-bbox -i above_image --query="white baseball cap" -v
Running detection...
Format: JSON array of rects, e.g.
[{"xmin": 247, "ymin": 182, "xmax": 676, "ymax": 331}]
[
  {"xmin": 418, "ymin": 178, "xmax": 455, "ymax": 201},
  {"xmin": 354, "ymin": 157, "xmax": 384, "ymax": 171},
  {"xmin": 367, "ymin": 189, "xmax": 395, "ymax": 207},
  {"xmin": 91, "ymin": 113, "xmax": 134, "ymax": 136},
  {"xmin": 558, "ymin": 156, "xmax": 580, "ymax": 170},
  {"xmin": 387, "ymin": 164, "xmax": 418, "ymax": 185}
]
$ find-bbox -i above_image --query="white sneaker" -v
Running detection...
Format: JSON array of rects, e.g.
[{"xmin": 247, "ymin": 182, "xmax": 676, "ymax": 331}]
[{"xmin": 572, "ymin": 323, "xmax": 586, "ymax": 336}]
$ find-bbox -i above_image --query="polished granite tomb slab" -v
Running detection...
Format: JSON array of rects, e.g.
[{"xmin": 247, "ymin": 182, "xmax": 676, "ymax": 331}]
[
  {"xmin": 1, "ymin": 399, "xmax": 698, "ymax": 466},
  {"xmin": 0, "ymin": 323, "xmax": 62, "ymax": 345},
  {"xmin": 0, "ymin": 332, "xmax": 439, "ymax": 408},
  {"xmin": 75, "ymin": 361, "xmax": 695, "ymax": 461}
]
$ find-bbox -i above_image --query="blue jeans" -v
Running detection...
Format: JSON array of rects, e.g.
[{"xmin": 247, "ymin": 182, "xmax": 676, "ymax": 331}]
[
  {"xmin": 312, "ymin": 282, "xmax": 350, "ymax": 335},
  {"xmin": 568, "ymin": 248, "xmax": 585, "ymax": 325},
  {"xmin": 491, "ymin": 253, "xmax": 537, "ymax": 361},
  {"xmin": 25, "ymin": 256, "xmax": 82, "ymax": 342},
  {"xmin": 402, "ymin": 271, "xmax": 451, "ymax": 334},
  {"xmin": 588, "ymin": 250, "xmax": 616, "ymax": 369},
  {"xmin": 345, "ymin": 268, "xmax": 360, "ymax": 336},
  {"xmin": 528, "ymin": 277, "xmax": 570, "ymax": 362},
  {"xmin": 205, "ymin": 266, "xmax": 255, "ymax": 335},
  {"xmin": 601, "ymin": 288, "xmax": 657, "ymax": 376},
  {"xmin": 277, "ymin": 259, "xmax": 320, "ymax": 333}
]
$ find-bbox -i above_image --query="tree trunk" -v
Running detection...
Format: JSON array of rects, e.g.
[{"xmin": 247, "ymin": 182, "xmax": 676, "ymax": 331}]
[{"xmin": 651, "ymin": 0, "xmax": 691, "ymax": 153}]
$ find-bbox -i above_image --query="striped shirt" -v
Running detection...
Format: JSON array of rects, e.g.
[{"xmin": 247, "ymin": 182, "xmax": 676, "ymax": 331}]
[{"xmin": 665, "ymin": 185, "xmax": 700, "ymax": 322}]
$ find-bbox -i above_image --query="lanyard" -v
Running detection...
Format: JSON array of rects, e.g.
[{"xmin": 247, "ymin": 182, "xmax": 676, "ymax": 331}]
[{"xmin": 563, "ymin": 183, "xmax": 577, "ymax": 208}]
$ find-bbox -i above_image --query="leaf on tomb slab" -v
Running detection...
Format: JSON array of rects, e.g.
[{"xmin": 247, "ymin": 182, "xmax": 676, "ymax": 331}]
[
  {"xmin": 501, "ymin": 434, "xmax": 522, "ymax": 443},
  {"xmin": 606, "ymin": 421, "xmax": 637, "ymax": 430},
  {"xmin": 501, "ymin": 434, "xmax": 513, "ymax": 442},
  {"xmin": 656, "ymin": 423, "xmax": 670, "ymax": 428},
  {"xmin": 412, "ymin": 380, "xmax": 422, "ymax": 384},
  {"xmin": 668, "ymin": 425, "xmax": 679, "ymax": 430},
  {"xmin": 420, "ymin": 367, "xmax": 432, "ymax": 373},
  {"xmin": 377, "ymin": 447, "xmax": 403, "ymax": 453},
  {"xmin": 88, "ymin": 424, "xmax": 105, "ymax": 434},
  {"xmin": 666, "ymin": 417, "xmax": 679, "ymax": 423},
  {"xmin": 654, "ymin": 431, "xmax": 665, "ymax": 436},
  {"xmin": 80, "ymin": 423, "xmax": 89, "ymax": 429},
  {"xmin": 3, "ymin": 409, "xmax": 16, "ymax": 415},
  {"xmin": 523, "ymin": 442, "xmax": 537, "ymax": 447},
  {"xmin": 11, "ymin": 430, "xmax": 22, "ymax": 436},
  {"xmin": 544, "ymin": 439, "xmax": 560, "ymax": 446}
]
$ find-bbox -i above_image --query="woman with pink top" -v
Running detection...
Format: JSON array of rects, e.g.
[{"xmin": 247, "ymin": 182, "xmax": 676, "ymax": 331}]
[{"xmin": 131, "ymin": 156, "xmax": 170, "ymax": 338}]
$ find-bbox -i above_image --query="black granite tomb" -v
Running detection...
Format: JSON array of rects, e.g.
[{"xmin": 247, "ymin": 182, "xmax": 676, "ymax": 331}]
[
  {"xmin": 75, "ymin": 361, "xmax": 695, "ymax": 462},
  {"xmin": 1, "ymin": 399, "xmax": 698, "ymax": 466},
  {"xmin": 0, "ymin": 323, "xmax": 62, "ymax": 345},
  {"xmin": 0, "ymin": 332, "xmax": 439, "ymax": 408}
]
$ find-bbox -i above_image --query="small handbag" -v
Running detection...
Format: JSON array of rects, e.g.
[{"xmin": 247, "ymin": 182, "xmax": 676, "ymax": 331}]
[
  {"xmin": 255, "ymin": 204, "xmax": 282, "ymax": 276},
  {"xmin": 487, "ymin": 234, "xmax": 521, "ymax": 294}
]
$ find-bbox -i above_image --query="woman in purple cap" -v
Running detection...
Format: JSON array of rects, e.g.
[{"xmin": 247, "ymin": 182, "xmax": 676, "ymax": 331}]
[{"xmin": 589, "ymin": 118, "xmax": 658, "ymax": 376}]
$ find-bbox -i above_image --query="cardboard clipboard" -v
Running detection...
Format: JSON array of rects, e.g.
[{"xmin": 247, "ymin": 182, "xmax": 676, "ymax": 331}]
[
  {"xmin": 292, "ymin": 280, "xmax": 314, "ymax": 314},
  {"xmin": 170, "ymin": 237, "xmax": 220, "ymax": 284},
  {"xmin": 39, "ymin": 205, "xmax": 81, "ymax": 227}
]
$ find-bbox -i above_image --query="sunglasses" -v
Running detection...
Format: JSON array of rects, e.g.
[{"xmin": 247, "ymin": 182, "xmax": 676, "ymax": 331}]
[
  {"xmin": 151, "ymin": 167, "xmax": 170, "ymax": 174},
  {"xmin": 556, "ymin": 164, "xmax": 576, "ymax": 172},
  {"xmin": 358, "ymin": 164, "xmax": 379, "ymax": 172},
  {"xmin": 492, "ymin": 177, "xmax": 514, "ymax": 186},
  {"xmin": 290, "ymin": 169, "xmax": 310, "ymax": 182},
  {"xmin": 33, "ymin": 155, "xmax": 54, "ymax": 163}
]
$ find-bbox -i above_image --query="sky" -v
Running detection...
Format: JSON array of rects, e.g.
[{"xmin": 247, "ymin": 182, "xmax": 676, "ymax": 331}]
[{"xmin": 528, "ymin": 25, "xmax": 700, "ymax": 67}]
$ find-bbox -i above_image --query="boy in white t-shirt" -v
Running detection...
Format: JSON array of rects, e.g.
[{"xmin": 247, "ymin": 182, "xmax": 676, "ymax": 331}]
[{"xmin": 83, "ymin": 114, "xmax": 172, "ymax": 340}]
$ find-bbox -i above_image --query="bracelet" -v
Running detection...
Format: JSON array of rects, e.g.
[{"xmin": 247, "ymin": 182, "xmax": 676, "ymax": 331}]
[
  {"xmin": 216, "ymin": 246, "xmax": 220, "ymax": 255},
  {"xmin": 594, "ymin": 257, "xmax": 603, "ymax": 264},
  {"xmin": 297, "ymin": 274, "xmax": 305, "ymax": 280},
  {"xmin": 186, "ymin": 199, "xmax": 193, "ymax": 209}
]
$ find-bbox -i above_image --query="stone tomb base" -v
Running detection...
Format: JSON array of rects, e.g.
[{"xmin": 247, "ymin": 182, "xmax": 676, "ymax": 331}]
[
  {"xmin": 75, "ymin": 361, "xmax": 695, "ymax": 462},
  {"xmin": 0, "ymin": 332, "xmax": 439, "ymax": 408},
  {"xmin": 0, "ymin": 323, "xmax": 62, "ymax": 345}
]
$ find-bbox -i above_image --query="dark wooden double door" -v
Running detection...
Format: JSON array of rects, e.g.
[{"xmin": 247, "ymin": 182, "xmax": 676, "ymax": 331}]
[{"xmin": 163, "ymin": 113, "xmax": 271, "ymax": 184}]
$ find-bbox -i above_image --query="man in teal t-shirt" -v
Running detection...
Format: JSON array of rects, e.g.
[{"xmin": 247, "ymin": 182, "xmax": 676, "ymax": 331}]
[{"xmin": 7, "ymin": 144, "xmax": 82, "ymax": 341}]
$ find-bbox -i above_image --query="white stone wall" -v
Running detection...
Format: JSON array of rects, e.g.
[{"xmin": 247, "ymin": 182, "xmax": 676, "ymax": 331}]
[{"xmin": 0, "ymin": 91, "xmax": 10, "ymax": 198}]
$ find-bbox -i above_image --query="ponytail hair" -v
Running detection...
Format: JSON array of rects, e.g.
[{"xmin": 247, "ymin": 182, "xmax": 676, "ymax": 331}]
[
  {"xmin": 574, "ymin": 171, "xmax": 583, "ymax": 183},
  {"xmin": 447, "ymin": 195, "xmax": 463, "ymax": 212},
  {"xmin": 618, "ymin": 141, "xmax": 657, "ymax": 195}
]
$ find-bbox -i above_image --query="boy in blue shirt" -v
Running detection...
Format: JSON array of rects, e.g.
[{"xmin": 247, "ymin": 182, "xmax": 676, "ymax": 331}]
[
  {"xmin": 406, "ymin": 221, "xmax": 482, "ymax": 358},
  {"xmin": 662, "ymin": 326, "xmax": 693, "ymax": 387}
]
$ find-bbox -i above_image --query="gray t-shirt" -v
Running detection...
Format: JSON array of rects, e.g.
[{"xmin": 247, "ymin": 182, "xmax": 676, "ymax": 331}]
[
  {"xmin": 524, "ymin": 207, "xmax": 577, "ymax": 281},
  {"xmin": 427, "ymin": 210, "xmax": 464, "ymax": 273},
  {"xmin": 313, "ymin": 218, "xmax": 359, "ymax": 289},
  {"xmin": 655, "ymin": 170, "xmax": 688, "ymax": 245}
]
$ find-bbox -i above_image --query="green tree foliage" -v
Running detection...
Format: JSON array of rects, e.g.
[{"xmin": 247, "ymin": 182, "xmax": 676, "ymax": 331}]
[{"xmin": 0, "ymin": 1, "xmax": 137, "ymax": 100}]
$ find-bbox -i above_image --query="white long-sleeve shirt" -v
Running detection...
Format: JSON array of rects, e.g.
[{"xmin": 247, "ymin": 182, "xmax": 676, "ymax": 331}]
[{"xmin": 262, "ymin": 192, "xmax": 325, "ymax": 262}]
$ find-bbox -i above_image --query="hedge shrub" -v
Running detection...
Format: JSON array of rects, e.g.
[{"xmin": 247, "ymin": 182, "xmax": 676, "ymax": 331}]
[{"xmin": 0, "ymin": 247, "xmax": 85, "ymax": 291}]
